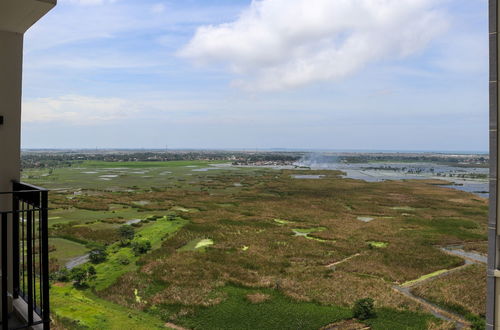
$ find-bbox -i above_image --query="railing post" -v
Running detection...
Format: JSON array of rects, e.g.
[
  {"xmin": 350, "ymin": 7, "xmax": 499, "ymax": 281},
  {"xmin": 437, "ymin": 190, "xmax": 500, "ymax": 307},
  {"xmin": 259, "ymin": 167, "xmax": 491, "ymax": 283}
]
[
  {"xmin": 41, "ymin": 190, "xmax": 50, "ymax": 329},
  {"xmin": 12, "ymin": 191, "xmax": 19, "ymax": 299},
  {"xmin": 1, "ymin": 212, "xmax": 9, "ymax": 330},
  {"xmin": 26, "ymin": 210, "xmax": 33, "ymax": 326}
]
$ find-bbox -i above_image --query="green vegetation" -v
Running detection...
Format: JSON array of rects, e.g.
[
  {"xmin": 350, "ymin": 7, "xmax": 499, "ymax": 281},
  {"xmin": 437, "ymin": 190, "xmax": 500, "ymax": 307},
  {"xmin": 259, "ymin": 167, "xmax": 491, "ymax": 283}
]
[
  {"xmin": 89, "ymin": 248, "xmax": 107, "ymax": 264},
  {"xmin": 292, "ymin": 227, "xmax": 326, "ymax": 234},
  {"xmin": 92, "ymin": 217, "xmax": 188, "ymax": 291},
  {"xmin": 21, "ymin": 159, "xmax": 488, "ymax": 329},
  {"xmin": 52, "ymin": 284, "xmax": 166, "ymax": 329},
  {"xmin": 178, "ymin": 238, "xmax": 214, "ymax": 252},
  {"xmin": 402, "ymin": 269, "xmax": 450, "ymax": 287},
  {"xmin": 170, "ymin": 285, "xmax": 352, "ymax": 330},
  {"xmin": 367, "ymin": 241, "xmax": 388, "ymax": 248},
  {"xmin": 352, "ymin": 298, "xmax": 376, "ymax": 320},
  {"xmin": 273, "ymin": 218, "xmax": 292, "ymax": 225},
  {"xmin": 131, "ymin": 238, "xmax": 152, "ymax": 255},
  {"xmin": 70, "ymin": 265, "xmax": 96, "ymax": 287},
  {"xmin": 82, "ymin": 160, "xmax": 218, "ymax": 168},
  {"xmin": 49, "ymin": 238, "xmax": 88, "ymax": 265},
  {"xmin": 411, "ymin": 264, "xmax": 486, "ymax": 326},
  {"xmin": 363, "ymin": 308, "xmax": 445, "ymax": 330}
]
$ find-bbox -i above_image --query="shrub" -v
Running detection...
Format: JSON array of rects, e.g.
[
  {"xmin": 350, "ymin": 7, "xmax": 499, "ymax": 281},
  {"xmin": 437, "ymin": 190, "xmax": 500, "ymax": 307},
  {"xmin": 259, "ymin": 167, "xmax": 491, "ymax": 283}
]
[
  {"xmin": 131, "ymin": 238, "xmax": 151, "ymax": 255},
  {"xmin": 118, "ymin": 225, "xmax": 135, "ymax": 241},
  {"xmin": 89, "ymin": 248, "xmax": 107, "ymax": 264},
  {"xmin": 70, "ymin": 265, "xmax": 97, "ymax": 288},
  {"xmin": 353, "ymin": 298, "xmax": 376, "ymax": 320},
  {"xmin": 117, "ymin": 254, "xmax": 130, "ymax": 265},
  {"xmin": 468, "ymin": 314, "xmax": 485, "ymax": 330},
  {"xmin": 51, "ymin": 267, "xmax": 70, "ymax": 282}
]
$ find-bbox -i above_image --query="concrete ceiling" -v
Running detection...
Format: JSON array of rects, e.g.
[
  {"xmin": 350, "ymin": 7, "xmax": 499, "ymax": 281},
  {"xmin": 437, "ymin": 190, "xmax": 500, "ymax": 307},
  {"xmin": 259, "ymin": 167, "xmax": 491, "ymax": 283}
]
[{"xmin": 0, "ymin": 0, "xmax": 56, "ymax": 34}]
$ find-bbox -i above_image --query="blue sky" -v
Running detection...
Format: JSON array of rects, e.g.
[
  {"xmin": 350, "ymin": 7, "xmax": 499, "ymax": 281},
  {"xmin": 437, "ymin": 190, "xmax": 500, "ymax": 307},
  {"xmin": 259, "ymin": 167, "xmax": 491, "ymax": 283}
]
[{"xmin": 21, "ymin": 0, "xmax": 488, "ymax": 152}]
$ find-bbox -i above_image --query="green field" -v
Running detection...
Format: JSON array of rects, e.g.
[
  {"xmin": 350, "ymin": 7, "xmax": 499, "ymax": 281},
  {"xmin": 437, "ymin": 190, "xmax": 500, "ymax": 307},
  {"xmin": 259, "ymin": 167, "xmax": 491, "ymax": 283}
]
[
  {"xmin": 49, "ymin": 238, "xmax": 88, "ymax": 265},
  {"xmin": 52, "ymin": 285, "xmax": 167, "ymax": 329},
  {"xmin": 22, "ymin": 160, "xmax": 488, "ymax": 329}
]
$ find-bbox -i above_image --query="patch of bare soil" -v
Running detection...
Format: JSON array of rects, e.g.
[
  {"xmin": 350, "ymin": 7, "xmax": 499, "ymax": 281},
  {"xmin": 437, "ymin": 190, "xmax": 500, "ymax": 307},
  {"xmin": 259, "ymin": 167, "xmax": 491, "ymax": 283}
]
[
  {"xmin": 320, "ymin": 319, "xmax": 370, "ymax": 330},
  {"xmin": 165, "ymin": 322, "xmax": 189, "ymax": 330},
  {"xmin": 245, "ymin": 292, "xmax": 271, "ymax": 303}
]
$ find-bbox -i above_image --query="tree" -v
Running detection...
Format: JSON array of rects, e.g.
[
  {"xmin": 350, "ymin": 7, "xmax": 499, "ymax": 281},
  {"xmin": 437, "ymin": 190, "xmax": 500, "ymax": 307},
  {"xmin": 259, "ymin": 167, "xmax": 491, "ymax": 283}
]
[
  {"xmin": 131, "ymin": 238, "xmax": 151, "ymax": 255},
  {"xmin": 353, "ymin": 298, "xmax": 376, "ymax": 320},
  {"xmin": 70, "ymin": 265, "xmax": 97, "ymax": 288},
  {"xmin": 118, "ymin": 225, "xmax": 135, "ymax": 241},
  {"xmin": 51, "ymin": 267, "xmax": 70, "ymax": 282},
  {"xmin": 89, "ymin": 248, "xmax": 107, "ymax": 264}
]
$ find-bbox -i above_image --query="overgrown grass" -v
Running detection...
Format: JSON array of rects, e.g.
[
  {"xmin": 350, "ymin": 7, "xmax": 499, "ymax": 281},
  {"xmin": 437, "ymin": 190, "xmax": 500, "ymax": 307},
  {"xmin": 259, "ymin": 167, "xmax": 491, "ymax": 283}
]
[
  {"xmin": 24, "ymin": 163, "xmax": 489, "ymax": 328},
  {"xmin": 82, "ymin": 160, "xmax": 221, "ymax": 168},
  {"xmin": 411, "ymin": 264, "xmax": 486, "ymax": 319},
  {"xmin": 166, "ymin": 285, "xmax": 352, "ymax": 330},
  {"xmin": 402, "ymin": 269, "xmax": 450, "ymax": 287},
  {"xmin": 51, "ymin": 284, "xmax": 166, "ymax": 329},
  {"xmin": 149, "ymin": 286, "xmax": 444, "ymax": 330},
  {"xmin": 50, "ymin": 238, "xmax": 89, "ymax": 265},
  {"xmin": 363, "ymin": 308, "xmax": 445, "ymax": 330},
  {"xmin": 93, "ymin": 217, "xmax": 188, "ymax": 291}
]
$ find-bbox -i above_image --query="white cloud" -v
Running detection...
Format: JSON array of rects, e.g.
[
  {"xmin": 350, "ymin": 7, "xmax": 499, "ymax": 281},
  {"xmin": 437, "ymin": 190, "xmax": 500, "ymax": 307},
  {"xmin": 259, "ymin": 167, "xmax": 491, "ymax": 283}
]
[
  {"xmin": 152, "ymin": 3, "xmax": 167, "ymax": 14},
  {"xmin": 22, "ymin": 95, "xmax": 134, "ymax": 124},
  {"xmin": 62, "ymin": 0, "xmax": 119, "ymax": 6},
  {"xmin": 21, "ymin": 94, "xmax": 231, "ymax": 124},
  {"xmin": 180, "ymin": 0, "xmax": 449, "ymax": 91}
]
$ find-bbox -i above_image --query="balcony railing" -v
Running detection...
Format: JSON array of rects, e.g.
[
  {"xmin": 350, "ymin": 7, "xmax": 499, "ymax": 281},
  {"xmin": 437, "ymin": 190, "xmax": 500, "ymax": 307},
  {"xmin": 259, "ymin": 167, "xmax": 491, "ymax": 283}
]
[{"xmin": 0, "ymin": 182, "xmax": 50, "ymax": 329}]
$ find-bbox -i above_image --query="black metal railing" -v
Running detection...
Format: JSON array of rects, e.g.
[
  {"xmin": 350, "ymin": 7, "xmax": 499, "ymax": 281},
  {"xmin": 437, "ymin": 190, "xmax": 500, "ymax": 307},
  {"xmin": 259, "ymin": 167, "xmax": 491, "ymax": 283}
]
[{"xmin": 0, "ymin": 182, "xmax": 50, "ymax": 329}]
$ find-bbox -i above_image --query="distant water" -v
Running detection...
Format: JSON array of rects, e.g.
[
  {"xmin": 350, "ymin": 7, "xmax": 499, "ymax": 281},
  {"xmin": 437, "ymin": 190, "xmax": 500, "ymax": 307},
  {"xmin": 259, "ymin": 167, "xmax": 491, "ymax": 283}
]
[{"xmin": 295, "ymin": 159, "xmax": 489, "ymax": 198}]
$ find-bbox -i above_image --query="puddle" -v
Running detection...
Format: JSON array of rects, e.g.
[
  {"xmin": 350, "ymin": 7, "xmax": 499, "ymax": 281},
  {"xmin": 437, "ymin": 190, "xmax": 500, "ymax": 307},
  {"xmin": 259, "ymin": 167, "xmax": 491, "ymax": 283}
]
[
  {"xmin": 125, "ymin": 219, "xmax": 142, "ymax": 225},
  {"xmin": 192, "ymin": 168, "xmax": 219, "ymax": 172},
  {"xmin": 133, "ymin": 201, "xmax": 150, "ymax": 206},
  {"xmin": 292, "ymin": 227, "xmax": 329, "ymax": 242},
  {"xmin": 291, "ymin": 175, "xmax": 325, "ymax": 179},
  {"xmin": 357, "ymin": 216, "xmax": 374, "ymax": 222},
  {"xmin": 440, "ymin": 247, "xmax": 487, "ymax": 263},
  {"xmin": 172, "ymin": 206, "xmax": 198, "ymax": 213}
]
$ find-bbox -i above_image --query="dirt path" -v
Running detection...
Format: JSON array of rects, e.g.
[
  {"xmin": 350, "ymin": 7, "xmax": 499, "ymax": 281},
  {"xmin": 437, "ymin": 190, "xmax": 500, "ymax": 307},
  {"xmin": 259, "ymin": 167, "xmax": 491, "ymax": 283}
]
[
  {"xmin": 165, "ymin": 322, "xmax": 189, "ymax": 330},
  {"xmin": 65, "ymin": 254, "xmax": 90, "ymax": 269},
  {"xmin": 325, "ymin": 253, "xmax": 361, "ymax": 268},
  {"xmin": 391, "ymin": 245, "xmax": 487, "ymax": 329},
  {"xmin": 393, "ymin": 286, "xmax": 469, "ymax": 329},
  {"xmin": 401, "ymin": 263, "xmax": 473, "ymax": 288}
]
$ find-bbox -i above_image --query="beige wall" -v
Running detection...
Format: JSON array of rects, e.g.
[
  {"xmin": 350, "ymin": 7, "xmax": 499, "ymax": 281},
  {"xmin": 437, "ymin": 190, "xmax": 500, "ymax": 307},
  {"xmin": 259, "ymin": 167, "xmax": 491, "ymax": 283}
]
[
  {"xmin": 0, "ymin": 30, "xmax": 24, "ymax": 308},
  {"xmin": 0, "ymin": 31, "xmax": 23, "ymax": 204}
]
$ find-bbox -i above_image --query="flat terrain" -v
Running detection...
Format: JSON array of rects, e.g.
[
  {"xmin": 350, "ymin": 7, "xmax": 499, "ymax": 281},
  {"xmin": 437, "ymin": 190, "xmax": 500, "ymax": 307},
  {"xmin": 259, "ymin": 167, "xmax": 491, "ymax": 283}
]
[{"xmin": 23, "ymin": 160, "xmax": 488, "ymax": 329}]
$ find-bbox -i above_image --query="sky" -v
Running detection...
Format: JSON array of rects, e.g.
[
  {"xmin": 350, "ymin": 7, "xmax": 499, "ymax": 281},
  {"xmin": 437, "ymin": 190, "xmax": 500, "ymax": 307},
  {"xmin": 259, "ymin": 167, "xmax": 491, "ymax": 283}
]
[{"xmin": 21, "ymin": 0, "xmax": 488, "ymax": 152}]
